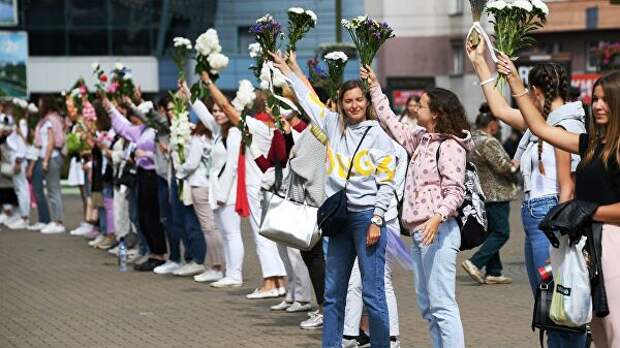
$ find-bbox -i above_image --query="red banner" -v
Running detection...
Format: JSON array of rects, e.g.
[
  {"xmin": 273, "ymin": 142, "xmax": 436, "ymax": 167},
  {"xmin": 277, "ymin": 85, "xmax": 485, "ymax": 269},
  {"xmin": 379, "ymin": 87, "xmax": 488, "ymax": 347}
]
[{"xmin": 571, "ymin": 73, "xmax": 601, "ymax": 104}]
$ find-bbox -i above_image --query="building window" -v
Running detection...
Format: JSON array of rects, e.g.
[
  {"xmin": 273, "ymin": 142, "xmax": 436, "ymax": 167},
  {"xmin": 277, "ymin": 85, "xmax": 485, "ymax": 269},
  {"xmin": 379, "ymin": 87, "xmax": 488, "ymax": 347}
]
[
  {"xmin": 451, "ymin": 43, "xmax": 464, "ymax": 75},
  {"xmin": 449, "ymin": 0, "xmax": 464, "ymax": 15},
  {"xmin": 238, "ymin": 26, "xmax": 253, "ymax": 54}
]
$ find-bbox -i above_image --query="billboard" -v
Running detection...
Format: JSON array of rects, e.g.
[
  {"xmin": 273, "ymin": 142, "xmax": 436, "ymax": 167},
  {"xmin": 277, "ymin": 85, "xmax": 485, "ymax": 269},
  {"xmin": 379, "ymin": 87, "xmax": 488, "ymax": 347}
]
[
  {"xmin": 0, "ymin": 31, "xmax": 28, "ymax": 97},
  {"xmin": 0, "ymin": 0, "xmax": 17, "ymax": 27}
]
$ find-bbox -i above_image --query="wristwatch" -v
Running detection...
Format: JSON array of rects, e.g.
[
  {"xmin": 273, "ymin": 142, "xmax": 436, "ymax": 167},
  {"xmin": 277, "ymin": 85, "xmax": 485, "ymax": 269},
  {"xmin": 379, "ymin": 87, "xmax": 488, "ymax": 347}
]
[{"xmin": 370, "ymin": 216, "xmax": 384, "ymax": 227}]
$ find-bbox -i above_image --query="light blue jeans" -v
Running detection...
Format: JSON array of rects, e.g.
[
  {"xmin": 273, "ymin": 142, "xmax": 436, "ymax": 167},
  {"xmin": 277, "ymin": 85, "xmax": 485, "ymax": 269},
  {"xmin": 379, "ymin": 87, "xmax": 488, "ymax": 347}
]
[
  {"xmin": 323, "ymin": 210, "xmax": 389, "ymax": 348},
  {"xmin": 411, "ymin": 218, "xmax": 464, "ymax": 348},
  {"xmin": 521, "ymin": 195, "xmax": 587, "ymax": 348}
]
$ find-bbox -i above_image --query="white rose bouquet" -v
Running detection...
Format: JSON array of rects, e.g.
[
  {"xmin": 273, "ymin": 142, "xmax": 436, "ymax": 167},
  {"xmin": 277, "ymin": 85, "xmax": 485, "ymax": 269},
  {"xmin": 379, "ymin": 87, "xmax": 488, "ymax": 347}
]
[
  {"xmin": 286, "ymin": 7, "xmax": 317, "ymax": 52},
  {"xmin": 324, "ymin": 51, "xmax": 349, "ymax": 101},
  {"xmin": 169, "ymin": 90, "xmax": 194, "ymax": 198},
  {"xmin": 486, "ymin": 0, "xmax": 549, "ymax": 87},
  {"xmin": 232, "ymin": 79, "xmax": 257, "ymax": 147},
  {"xmin": 192, "ymin": 29, "xmax": 229, "ymax": 102},
  {"xmin": 248, "ymin": 42, "xmax": 264, "ymax": 81},
  {"xmin": 172, "ymin": 37, "xmax": 193, "ymax": 80}
]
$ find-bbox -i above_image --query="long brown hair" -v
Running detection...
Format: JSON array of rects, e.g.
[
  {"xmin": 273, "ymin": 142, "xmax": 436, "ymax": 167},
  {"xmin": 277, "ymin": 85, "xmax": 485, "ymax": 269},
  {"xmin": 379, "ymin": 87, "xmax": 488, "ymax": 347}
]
[
  {"xmin": 580, "ymin": 71, "xmax": 620, "ymax": 170},
  {"xmin": 424, "ymin": 88, "xmax": 470, "ymax": 138},
  {"xmin": 203, "ymin": 97, "xmax": 230, "ymax": 141},
  {"xmin": 528, "ymin": 63, "xmax": 569, "ymax": 175},
  {"xmin": 336, "ymin": 80, "xmax": 376, "ymax": 134}
]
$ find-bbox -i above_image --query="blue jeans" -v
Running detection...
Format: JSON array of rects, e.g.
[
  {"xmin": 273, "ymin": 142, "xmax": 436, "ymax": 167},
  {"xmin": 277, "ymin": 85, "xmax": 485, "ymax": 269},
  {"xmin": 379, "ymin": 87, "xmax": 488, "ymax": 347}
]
[
  {"xmin": 32, "ymin": 160, "xmax": 50, "ymax": 224},
  {"xmin": 168, "ymin": 178, "xmax": 206, "ymax": 264},
  {"xmin": 323, "ymin": 210, "xmax": 389, "ymax": 348},
  {"xmin": 521, "ymin": 195, "xmax": 587, "ymax": 348},
  {"xmin": 411, "ymin": 218, "xmax": 464, "ymax": 348}
]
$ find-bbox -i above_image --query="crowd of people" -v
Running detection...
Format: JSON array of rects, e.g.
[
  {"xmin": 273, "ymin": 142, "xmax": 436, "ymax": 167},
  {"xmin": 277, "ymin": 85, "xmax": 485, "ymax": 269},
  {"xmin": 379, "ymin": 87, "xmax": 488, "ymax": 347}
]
[{"xmin": 0, "ymin": 42, "xmax": 619, "ymax": 348}]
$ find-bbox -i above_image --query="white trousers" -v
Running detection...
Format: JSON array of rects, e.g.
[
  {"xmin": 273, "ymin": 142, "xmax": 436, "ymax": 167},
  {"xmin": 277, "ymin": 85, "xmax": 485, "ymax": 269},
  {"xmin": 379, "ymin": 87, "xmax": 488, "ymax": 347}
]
[
  {"xmin": 12, "ymin": 167, "xmax": 30, "ymax": 219},
  {"xmin": 113, "ymin": 186, "xmax": 130, "ymax": 239},
  {"xmin": 214, "ymin": 205, "xmax": 244, "ymax": 281},
  {"xmin": 247, "ymin": 186, "xmax": 286, "ymax": 278},
  {"xmin": 344, "ymin": 219, "xmax": 400, "ymax": 337},
  {"xmin": 277, "ymin": 244, "xmax": 313, "ymax": 303}
]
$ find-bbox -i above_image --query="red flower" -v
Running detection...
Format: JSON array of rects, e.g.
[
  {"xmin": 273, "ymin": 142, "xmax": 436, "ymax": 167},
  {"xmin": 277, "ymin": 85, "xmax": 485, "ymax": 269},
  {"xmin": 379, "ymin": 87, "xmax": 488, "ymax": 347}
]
[{"xmin": 99, "ymin": 74, "xmax": 108, "ymax": 82}]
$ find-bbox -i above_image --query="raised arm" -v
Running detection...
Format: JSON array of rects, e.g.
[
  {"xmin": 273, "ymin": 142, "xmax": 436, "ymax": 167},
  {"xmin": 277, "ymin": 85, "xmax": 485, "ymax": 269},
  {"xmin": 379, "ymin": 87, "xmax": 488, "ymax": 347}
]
[
  {"xmin": 467, "ymin": 40, "xmax": 526, "ymax": 130},
  {"xmin": 103, "ymin": 97, "xmax": 139, "ymax": 143},
  {"xmin": 201, "ymin": 73, "xmax": 241, "ymax": 126},
  {"xmin": 498, "ymin": 54, "xmax": 580, "ymax": 154}
]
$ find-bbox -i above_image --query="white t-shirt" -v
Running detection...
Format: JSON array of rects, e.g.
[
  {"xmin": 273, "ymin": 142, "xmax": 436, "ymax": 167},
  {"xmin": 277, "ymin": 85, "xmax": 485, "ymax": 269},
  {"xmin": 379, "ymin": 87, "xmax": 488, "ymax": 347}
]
[
  {"xmin": 244, "ymin": 117, "xmax": 274, "ymax": 189},
  {"xmin": 38, "ymin": 120, "xmax": 60, "ymax": 159},
  {"xmin": 529, "ymin": 141, "xmax": 560, "ymax": 199}
]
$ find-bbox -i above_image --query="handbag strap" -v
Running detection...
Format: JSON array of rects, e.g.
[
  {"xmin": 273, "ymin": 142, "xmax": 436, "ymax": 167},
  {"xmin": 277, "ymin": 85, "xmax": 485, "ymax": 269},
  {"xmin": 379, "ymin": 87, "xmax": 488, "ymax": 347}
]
[{"xmin": 345, "ymin": 126, "xmax": 372, "ymax": 182}]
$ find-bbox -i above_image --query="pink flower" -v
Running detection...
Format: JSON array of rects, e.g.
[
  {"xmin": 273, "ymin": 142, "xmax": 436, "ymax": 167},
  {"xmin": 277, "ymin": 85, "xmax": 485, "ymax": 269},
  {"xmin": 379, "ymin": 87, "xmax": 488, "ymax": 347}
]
[{"xmin": 107, "ymin": 82, "xmax": 119, "ymax": 93}]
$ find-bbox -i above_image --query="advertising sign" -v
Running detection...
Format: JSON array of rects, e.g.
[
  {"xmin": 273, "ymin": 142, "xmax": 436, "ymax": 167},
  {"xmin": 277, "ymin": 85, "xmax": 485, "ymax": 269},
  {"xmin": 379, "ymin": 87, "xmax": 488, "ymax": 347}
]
[{"xmin": 0, "ymin": 31, "xmax": 28, "ymax": 97}]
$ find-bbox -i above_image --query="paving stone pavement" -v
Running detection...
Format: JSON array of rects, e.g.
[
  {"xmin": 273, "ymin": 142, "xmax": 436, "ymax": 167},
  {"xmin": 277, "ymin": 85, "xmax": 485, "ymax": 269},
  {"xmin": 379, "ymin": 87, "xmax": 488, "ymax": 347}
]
[{"xmin": 0, "ymin": 195, "xmax": 542, "ymax": 347}]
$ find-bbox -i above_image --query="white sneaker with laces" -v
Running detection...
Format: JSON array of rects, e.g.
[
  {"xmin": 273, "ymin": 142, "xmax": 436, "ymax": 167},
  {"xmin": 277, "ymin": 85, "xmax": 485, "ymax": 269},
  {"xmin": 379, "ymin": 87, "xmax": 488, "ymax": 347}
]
[
  {"xmin": 286, "ymin": 301, "xmax": 313, "ymax": 313},
  {"xmin": 193, "ymin": 269, "xmax": 224, "ymax": 282},
  {"xmin": 41, "ymin": 222, "xmax": 66, "ymax": 234},
  {"xmin": 270, "ymin": 300, "xmax": 292, "ymax": 311},
  {"xmin": 210, "ymin": 277, "xmax": 243, "ymax": 288},
  {"xmin": 246, "ymin": 288, "xmax": 280, "ymax": 300},
  {"xmin": 153, "ymin": 261, "xmax": 181, "ymax": 275},
  {"xmin": 27, "ymin": 222, "xmax": 46, "ymax": 231},
  {"xmin": 173, "ymin": 262, "xmax": 205, "ymax": 276},
  {"xmin": 300, "ymin": 310, "xmax": 323, "ymax": 329},
  {"xmin": 8, "ymin": 219, "xmax": 28, "ymax": 230},
  {"xmin": 88, "ymin": 234, "xmax": 105, "ymax": 247}
]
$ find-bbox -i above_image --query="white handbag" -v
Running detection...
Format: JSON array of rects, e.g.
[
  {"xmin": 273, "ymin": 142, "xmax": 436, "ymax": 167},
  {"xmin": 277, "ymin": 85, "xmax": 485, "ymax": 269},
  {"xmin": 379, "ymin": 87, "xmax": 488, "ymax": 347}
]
[
  {"xmin": 259, "ymin": 184, "xmax": 320, "ymax": 251},
  {"xmin": 0, "ymin": 163, "xmax": 13, "ymax": 177}
]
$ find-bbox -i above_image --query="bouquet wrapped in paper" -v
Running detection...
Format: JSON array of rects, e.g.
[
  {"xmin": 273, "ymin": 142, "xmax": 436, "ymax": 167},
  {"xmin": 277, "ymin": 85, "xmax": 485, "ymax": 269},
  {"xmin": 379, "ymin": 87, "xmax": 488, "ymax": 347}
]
[
  {"xmin": 286, "ymin": 7, "xmax": 317, "ymax": 52},
  {"xmin": 192, "ymin": 29, "xmax": 229, "ymax": 102},
  {"xmin": 324, "ymin": 51, "xmax": 349, "ymax": 102},
  {"xmin": 232, "ymin": 80, "xmax": 257, "ymax": 147},
  {"xmin": 486, "ymin": 0, "xmax": 549, "ymax": 87},
  {"xmin": 342, "ymin": 16, "xmax": 394, "ymax": 89}
]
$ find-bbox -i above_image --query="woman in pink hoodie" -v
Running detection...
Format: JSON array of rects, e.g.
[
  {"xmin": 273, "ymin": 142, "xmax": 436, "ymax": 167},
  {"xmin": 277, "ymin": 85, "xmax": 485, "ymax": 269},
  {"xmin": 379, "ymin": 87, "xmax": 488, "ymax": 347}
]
[{"xmin": 362, "ymin": 66, "xmax": 473, "ymax": 348}]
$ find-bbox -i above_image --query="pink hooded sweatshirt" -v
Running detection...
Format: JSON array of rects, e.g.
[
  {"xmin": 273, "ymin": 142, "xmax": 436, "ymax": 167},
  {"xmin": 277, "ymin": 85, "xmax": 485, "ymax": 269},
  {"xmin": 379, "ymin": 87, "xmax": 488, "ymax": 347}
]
[{"xmin": 370, "ymin": 84, "xmax": 474, "ymax": 231}]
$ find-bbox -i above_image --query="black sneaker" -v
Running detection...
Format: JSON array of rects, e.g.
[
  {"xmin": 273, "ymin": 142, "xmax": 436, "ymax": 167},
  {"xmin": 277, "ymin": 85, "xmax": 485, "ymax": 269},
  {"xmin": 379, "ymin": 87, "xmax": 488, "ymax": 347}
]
[
  {"xmin": 356, "ymin": 331, "xmax": 370, "ymax": 347},
  {"xmin": 134, "ymin": 258, "xmax": 165, "ymax": 272}
]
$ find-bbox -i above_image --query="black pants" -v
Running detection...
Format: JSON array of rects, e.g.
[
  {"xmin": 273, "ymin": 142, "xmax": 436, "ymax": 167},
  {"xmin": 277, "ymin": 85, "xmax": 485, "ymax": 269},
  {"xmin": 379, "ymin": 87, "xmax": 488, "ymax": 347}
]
[
  {"xmin": 301, "ymin": 238, "xmax": 325, "ymax": 306},
  {"xmin": 137, "ymin": 168, "xmax": 167, "ymax": 255}
]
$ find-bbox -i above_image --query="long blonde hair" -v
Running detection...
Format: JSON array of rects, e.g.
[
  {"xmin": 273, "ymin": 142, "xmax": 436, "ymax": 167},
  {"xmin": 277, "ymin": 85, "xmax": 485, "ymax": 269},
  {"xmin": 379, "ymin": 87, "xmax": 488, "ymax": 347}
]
[{"xmin": 580, "ymin": 71, "xmax": 620, "ymax": 170}]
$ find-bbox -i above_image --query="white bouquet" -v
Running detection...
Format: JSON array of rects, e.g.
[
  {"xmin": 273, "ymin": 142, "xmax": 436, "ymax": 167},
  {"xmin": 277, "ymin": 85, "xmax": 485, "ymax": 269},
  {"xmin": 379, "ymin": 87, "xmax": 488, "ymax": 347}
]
[
  {"xmin": 232, "ymin": 80, "xmax": 257, "ymax": 147},
  {"xmin": 192, "ymin": 28, "xmax": 229, "ymax": 102},
  {"xmin": 286, "ymin": 7, "xmax": 317, "ymax": 52},
  {"xmin": 249, "ymin": 42, "xmax": 264, "ymax": 81},
  {"xmin": 27, "ymin": 103, "xmax": 38, "ymax": 114},
  {"xmin": 324, "ymin": 51, "xmax": 349, "ymax": 101}
]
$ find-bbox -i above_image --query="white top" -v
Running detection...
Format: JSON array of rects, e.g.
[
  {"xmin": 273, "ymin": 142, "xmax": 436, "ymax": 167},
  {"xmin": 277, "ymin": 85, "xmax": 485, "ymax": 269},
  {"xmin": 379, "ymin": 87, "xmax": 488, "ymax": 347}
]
[
  {"xmin": 529, "ymin": 141, "xmax": 559, "ymax": 199},
  {"xmin": 38, "ymin": 120, "xmax": 60, "ymax": 159},
  {"xmin": 6, "ymin": 131, "xmax": 27, "ymax": 165},
  {"xmin": 244, "ymin": 116, "xmax": 274, "ymax": 189},
  {"xmin": 176, "ymin": 135, "xmax": 212, "ymax": 188}
]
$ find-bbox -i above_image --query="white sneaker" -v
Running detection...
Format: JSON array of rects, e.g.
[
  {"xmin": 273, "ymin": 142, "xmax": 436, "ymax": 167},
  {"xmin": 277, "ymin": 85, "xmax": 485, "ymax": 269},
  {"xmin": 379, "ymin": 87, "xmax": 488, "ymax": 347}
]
[
  {"xmin": 108, "ymin": 245, "xmax": 120, "ymax": 256},
  {"xmin": 173, "ymin": 262, "xmax": 205, "ymax": 276},
  {"xmin": 300, "ymin": 310, "xmax": 323, "ymax": 329},
  {"xmin": 0, "ymin": 213, "xmax": 8, "ymax": 225},
  {"xmin": 8, "ymin": 219, "xmax": 28, "ymax": 230},
  {"xmin": 88, "ymin": 234, "xmax": 105, "ymax": 247},
  {"xmin": 286, "ymin": 301, "xmax": 313, "ymax": 313},
  {"xmin": 270, "ymin": 300, "xmax": 292, "ymax": 311},
  {"xmin": 41, "ymin": 222, "xmax": 66, "ymax": 234},
  {"xmin": 246, "ymin": 288, "xmax": 280, "ymax": 300},
  {"xmin": 70, "ymin": 223, "xmax": 90, "ymax": 236},
  {"xmin": 4, "ymin": 215, "xmax": 20, "ymax": 226},
  {"xmin": 391, "ymin": 339, "xmax": 401, "ymax": 348},
  {"xmin": 153, "ymin": 261, "xmax": 182, "ymax": 275},
  {"xmin": 193, "ymin": 269, "xmax": 224, "ymax": 283},
  {"xmin": 27, "ymin": 222, "xmax": 46, "ymax": 231},
  {"xmin": 277, "ymin": 287, "xmax": 286, "ymax": 297},
  {"xmin": 210, "ymin": 277, "xmax": 243, "ymax": 288}
]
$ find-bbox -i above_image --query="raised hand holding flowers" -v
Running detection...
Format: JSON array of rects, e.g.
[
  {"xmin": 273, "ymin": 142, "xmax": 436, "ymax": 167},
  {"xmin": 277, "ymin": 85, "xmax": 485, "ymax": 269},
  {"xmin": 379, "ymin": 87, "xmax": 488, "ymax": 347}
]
[
  {"xmin": 192, "ymin": 29, "xmax": 229, "ymax": 102},
  {"xmin": 231, "ymin": 80, "xmax": 257, "ymax": 147},
  {"xmin": 324, "ymin": 51, "xmax": 348, "ymax": 101},
  {"xmin": 286, "ymin": 7, "xmax": 317, "ymax": 52}
]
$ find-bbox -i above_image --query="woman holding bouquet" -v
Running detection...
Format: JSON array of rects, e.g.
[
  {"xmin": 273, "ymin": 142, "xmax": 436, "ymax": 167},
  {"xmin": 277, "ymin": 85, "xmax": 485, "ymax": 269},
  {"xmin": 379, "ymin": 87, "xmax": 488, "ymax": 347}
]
[
  {"xmin": 360, "ymin": 65, "xmax": 471, "ymax": 347},
  {"xmin": 467, "ymin": 40, "xmax": 587, "ymax": 347},
  {"xmin": 272, "ymin": 52, "xmax": 396, "ymax": 348},
  {"xmin": 198, "ymin": 72, "xmax": 287, "ymax": 298},
  {"xmin": 496, "ymin": 55, "xmax": 620, "ymax": 348}
]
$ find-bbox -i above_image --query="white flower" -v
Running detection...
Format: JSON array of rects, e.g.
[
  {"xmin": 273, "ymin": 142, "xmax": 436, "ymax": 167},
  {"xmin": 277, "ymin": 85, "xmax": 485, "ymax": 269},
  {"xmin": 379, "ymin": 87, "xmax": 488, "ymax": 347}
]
[
  {"xmin": 137, "ymin": 101, "xmax": 153, "ymax": 115},
  {"xmin": 173, "ymin": 37, "xmax": 193, "ymax": 50},
  {"xmin": 232, "ymin": 79, "xmax": 256, "ymax": 112},
  {"xmin": 259, "ymin": 64, "xmax": 271, "ymax": 90},
  {"xmin": 341, "ymin": 19, "xmax": 352, "ymax": 29},
  {"xmin": 27, "ymin": 103, "xmax": 38, "ymax": 113},
  {"xmin": 355, "ymin": 15, "xmax": 368, "ymax": 22},
  {"xmin": 61, "ymin": 90, "xmax": 67, "ymax": 96},
  {"xmin": 271, "ymin": 65, "xmax": 287, "ymax": 88},
  {"xmin": 256, "ymin": 13, "xmax": 274, "ymax": 23},
  {"xmin": 206, "ymin": 53, "xmax": 229, "ymax": 73},
  {"xmin": 512, "ymin": 0, "xmax": 533, "ymax": 12},
  {"xmin": 195, "ymin": 29, "xmax": 221, "ymax": 56},
  {"xmin": 306, "ymin": 10, "xmax": 317, "ymax": 24},
  {"xmin": 248, "ymin": 43, "xmax": 263, "ymax": 58},
  {"xmin": 288, "ymin": 7, "xmax": 304, "ymax": 15},
  {"xmin": 486, "ymin": 0, "xmax": 508, "ymax": 10},
  {"xmin": 123, "ymin": 73, "xmax": 132, "ymax": 80},
  {"xmin": 531, "ymin": 0, "xmax": 549, "ymax": 15},
  {"xmin": 324, "ymin": 51, "xmax": 348, "ymax": 62},
  {"xmin": 70, "ymin": 88, "xmax": 81, "ymax": 97},
  {"xmin": 115, "ymin": 62, "xmax": 124, "ymax": 70},
  {"xmin": 12, "ymin": 98, "xmax": 28, "ymax": 109},
  {"xmin": 91, "ymin": 62, "xmax": 100, "ymax": 70}
]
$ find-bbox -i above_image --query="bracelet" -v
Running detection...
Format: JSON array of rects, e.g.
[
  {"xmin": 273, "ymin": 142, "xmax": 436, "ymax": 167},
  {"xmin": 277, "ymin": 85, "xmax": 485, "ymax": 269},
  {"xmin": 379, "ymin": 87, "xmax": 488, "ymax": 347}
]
[
  {"xmin": 479, "ymin": 77, "xmax": 495, "ymax": 87},
  {"xmin": 512, "ymin": 88, "xmax": 529, "ymax": 98},
  {"xmin": 203, "ymin": 79, "xmax": 213, "ymax": 87}
]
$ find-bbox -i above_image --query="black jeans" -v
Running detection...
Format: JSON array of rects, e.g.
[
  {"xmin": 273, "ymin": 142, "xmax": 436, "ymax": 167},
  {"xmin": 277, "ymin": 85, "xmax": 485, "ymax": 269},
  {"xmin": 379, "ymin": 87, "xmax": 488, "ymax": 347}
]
[
  {"xmin": 137, "ymin": 168, "xmax": 167, "ymax": 255},
  {"xmin": 301, "ymin": 238, "xmax": 325, "ymax": 306}
]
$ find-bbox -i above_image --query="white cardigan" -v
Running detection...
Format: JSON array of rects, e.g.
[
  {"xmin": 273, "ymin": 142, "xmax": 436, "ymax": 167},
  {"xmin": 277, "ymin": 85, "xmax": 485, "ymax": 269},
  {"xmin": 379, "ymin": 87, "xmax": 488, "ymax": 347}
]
[{"xmin": 191, "ymin": 100, "xmax": 241, "ymax": 209}]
